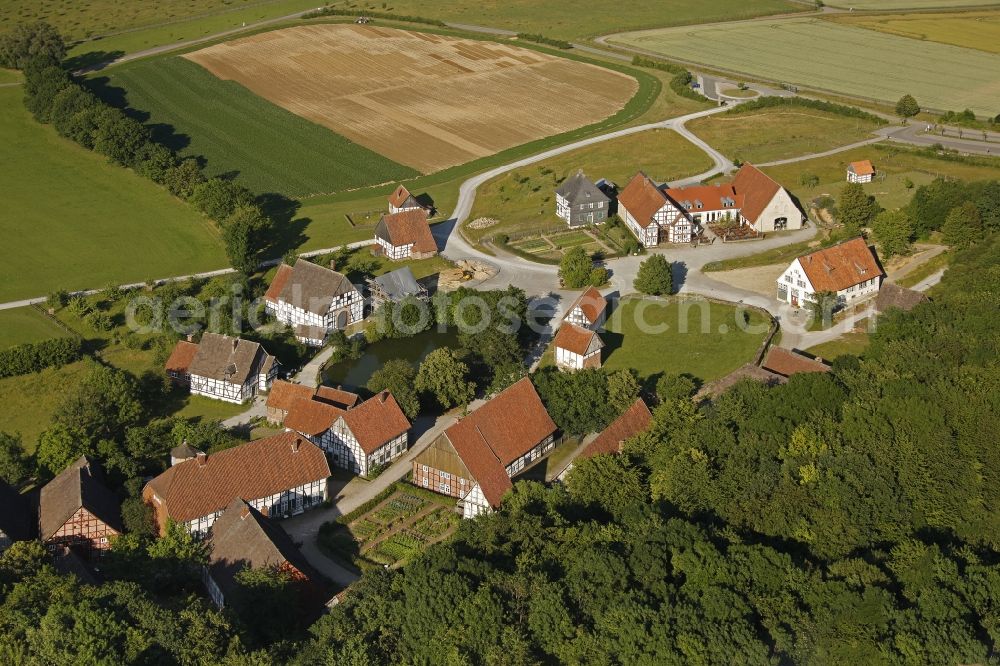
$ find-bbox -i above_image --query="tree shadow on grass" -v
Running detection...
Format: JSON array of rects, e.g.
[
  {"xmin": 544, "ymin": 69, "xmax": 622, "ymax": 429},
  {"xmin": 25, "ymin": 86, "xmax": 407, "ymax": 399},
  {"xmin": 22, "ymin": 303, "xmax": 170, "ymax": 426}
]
[
  {"xmin": 64, "ymin": 50, "xmax": 125, "ymax": 72},
  {"xmin": 82, "ymin": 75, "xmax": 193, "ymax": 152},
  {"xmin": 256, "ymin": 193, "xmax": 308, "ymax": 260}
]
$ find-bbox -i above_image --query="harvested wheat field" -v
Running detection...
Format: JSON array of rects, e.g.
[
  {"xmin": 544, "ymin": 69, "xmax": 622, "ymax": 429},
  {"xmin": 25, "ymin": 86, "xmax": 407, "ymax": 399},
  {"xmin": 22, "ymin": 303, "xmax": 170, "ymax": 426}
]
[{"xmin": 184, "ymin": 24, "xmax": 637, "ymax": 173}]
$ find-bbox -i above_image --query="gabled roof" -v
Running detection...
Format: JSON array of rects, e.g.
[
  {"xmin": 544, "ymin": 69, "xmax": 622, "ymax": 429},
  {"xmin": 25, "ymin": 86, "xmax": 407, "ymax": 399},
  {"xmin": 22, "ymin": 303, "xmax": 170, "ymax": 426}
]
[
  {"xmin": 731, "ymin": 164, "xmax": 783, "ymax": 223},
  {"xmin": 371, "ymin": 266, "xmax": 423, "ymax": 302},
  {"xmin": 274, "ymin": 259, "xmax": 358, "ymax": 316},
  {"xmin": 165, "ymin": 340, "xmax": 199, "ymax": 374},
  {"xmin": 264, "ymin": 263, "xmax": 294, "ymax": 305},
  {"xmin": 284, "ymin": 397, "xmax": 346, "ymax": 437},
  {"xmin": 187, "ymin": 333, "xmax": 273, "ymax": 385},
  {"xmin": 0, "ymin": 480, "xmax": 33, "ymax": 542},
  {"xmin": 266, "ymin": 380, "xmax": 317, "ymax": 413},
  {"xmin": 617, "ymin": 172, "xmax": 668, "ymax": 229},
  {"xmin": 848, "ymin": 160, "xmax": 875, "ymax": 176},
  {"xmin": 314, "ymin": 386, "xmax": 360, "ymax": 410},
  {"xmin": 144, "ymin": 432, "xmax": 330, "ymax": 523},
  {"xmin": 664, "ymin": 183, "xmax": 743, "ymax": 213},
  {"xmin": 388, "ymin": 184, "xmax": 426, "ymax": 210},
  {"xmin": 338, "ymin": 392, "xmax": 411, "ymax": 455},
  {"xmin": 579, "ymin": 399, "xmax": 652, "ymax": 460},
  {"xmin": 797, "ymin": 237, "xmax": 883, "ymax": 293},
  {"xmin": 207, "ymin": 498, "xmax": 316, "ymax": 602},
  {"xmin": 565, "ymin": 286, "xmax": 607, "ymax": 326},
  {"xmin": 445, "ymin": 377, "xmax": 556, "ymax": 508},
  {"xmin": 555, "ymin": 169, "xmax": 610, "ymax": 205},
  {"xmin": 374, "ymin": 209, "xmax": 437, "ymax": 254},
  {"xmin": 875, "ymin": 282, "xmax": 928, "ymax": 314},
  {"xmin": 39, "ymin": 457, "xmax": 122, "ymax": 540},
  {"xmin": 553, "ymin": 322, "xmax": 603, "ymax": 357},
  {"xmin": 762, "ymin": 347, "xmax": 831, "ymax": 378}
]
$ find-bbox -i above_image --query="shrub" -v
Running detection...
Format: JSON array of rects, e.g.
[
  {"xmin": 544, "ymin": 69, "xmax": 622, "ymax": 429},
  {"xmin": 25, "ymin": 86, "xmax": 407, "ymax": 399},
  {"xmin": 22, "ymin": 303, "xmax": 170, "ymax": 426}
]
[
  {"xmin": 46, "ymin": 290, "xmax": 68, "ymax": 310},
  {"xmin": 516, "ymin": 33, "xmax": 572, "ymax": 49},
  {"xmin": 67, "ymin": 296, "xmax": 92, "ymax": 317},
  {"xmin": 85, "ymin": 311, "xmax": 114, "ymax": 331}
]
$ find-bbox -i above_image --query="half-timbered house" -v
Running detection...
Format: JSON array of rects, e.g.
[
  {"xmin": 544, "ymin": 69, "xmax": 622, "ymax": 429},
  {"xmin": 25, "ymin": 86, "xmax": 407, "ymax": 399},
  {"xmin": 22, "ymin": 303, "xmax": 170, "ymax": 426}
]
[
  {"xmin": 847, "ymin": 160, "xmax": 875, "ymax": 183},
  {"xmin": 0, "ymin": 480, "xmax": 32, "ymax": 552},
  {"xmin": 555, "ymin": 169, "xmax": 610, "ymax": 227},
  {"xmin": 617, "ymin": 172, "xmax": 675, "ymax": 247},
  {"xmin": 265, "ymin": 259, "xmax": 363, "ymax": 331},
  {"xmin": 412, "ymin": 377, "xmax": 557, "ymax": 518},
  {"xmin": 387, "ymin": 184, "xmax": 431, "ymax": 215},
  {"xmin": 295, "ymin": 324, "xmax": 328, "ymax": 347},
  {"xmin": 553, "ymin": 322, "xmax": 604, "ymax": 370},
  {"xmin": 374, "ymin": 209, "xmax": 438, "ymax": 260},
  {"xmin": 143, "ymin": 432, "xmax": 331, "ymax": 537},
  {"xmin": 776, "ymin": 237, "xmax": 883, "ymax": 307},
  {"xmin": 164, "ymin": 340, "xmax": 199, "ymax": 385},
  {"xmin": 203, "ymin": 498, "xmax": 320, "ymax": 609},
  {"xmin": 265, "ymin": 379, "xmax": 359, "ymax": 425},
  {"xmin": 563, "ymin": 286, "xmax": 607, "ymax": 330},
  {"xmin": 170, "ymin": 442, "xmax": 203, "ymax": 466},
  {"xmin": 39, "ymin": 457, "xmax": 122, "ymax": 557},
  {"xmin": 169, "ymin": 333, "xmax": 278, "ymax": 404}
]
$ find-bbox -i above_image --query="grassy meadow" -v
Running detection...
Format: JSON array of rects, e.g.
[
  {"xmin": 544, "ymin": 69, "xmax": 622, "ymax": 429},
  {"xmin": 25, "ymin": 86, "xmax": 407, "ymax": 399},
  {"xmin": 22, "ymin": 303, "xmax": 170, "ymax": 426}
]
[
  {"xmin": 92, "ymin": 57, "xmax": 417, "ymax": 198},
  {"xmin": 0, "ymin": 308, "xmax": 71, "ymax": 349},
  {"xmin": 831, "ymin": 10, "xmax": 1000, "ymax": 55},
  {"xmin": 603, "ymin": 297, "xmax": 771, "ymax": 384},
  {"xmin": 824, "ymin": 0, "xmax": 1000, "ymax": 8},
  {"xmin": 0, "ymin": 86, "xmax": 226, "ymax": 303},
  {"xmin": 610, "ymin": 18, "xmax": 1000, "ymax": 116},
  {"xmin": 465, "ymin": 128, "xmax": 714, "ymax": 243},
  {"xmin": 686, "ymin": 107, "xmax": 884, "ymax": 165}
]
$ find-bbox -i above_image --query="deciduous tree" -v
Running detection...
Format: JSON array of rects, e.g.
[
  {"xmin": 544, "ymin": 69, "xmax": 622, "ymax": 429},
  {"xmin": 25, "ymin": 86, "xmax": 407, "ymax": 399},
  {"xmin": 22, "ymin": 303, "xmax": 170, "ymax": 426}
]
[
  {"xmin": 895, "ymin": 94, "xmax": 920, "ymax": 118},
  {"xmin": 416, "ymin": 348, "xmax": 475, "ymax": 409},
  {"xmin": 837, "ymin": 182, "xmax": 880, "ymax": 235},
  {"xmin": 559, "ymin": 246, "xmax": 593, "ymax": 289},
  {"xmin": 634, "ymin": 254, "xmax": 673, "ymax": 295},
  {"xmin": 367, "ymin": 359, "xmax": 420, "ymax": 419},
  {"xmin": 871, "ymin": 209, "xmax": 913, "ymax": 259},
  {"xmin": 942, "ymin": 202, "xmax": 982, "ymax": 248},
  {"xmin": 0, "ymin": 22, "xmax": 65, "ymax": 69}
]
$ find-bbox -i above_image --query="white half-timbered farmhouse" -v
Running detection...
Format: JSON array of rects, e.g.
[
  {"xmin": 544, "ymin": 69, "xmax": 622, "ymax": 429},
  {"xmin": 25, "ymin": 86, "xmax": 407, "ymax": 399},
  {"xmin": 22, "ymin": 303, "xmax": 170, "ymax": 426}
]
[
  {"xmin": 776, "ymin": 237, "xmax": 884, "ymax": 307},
  {"xmin": 563, "ymin": 286, "xmax": 608, "ymax": 330},
  {"xmin": 143, "ymin": 432, "xmax": 331, "ymax": 537},
  {"xmin": 265, "ymin": 258, "xmax": 363, "ymax": 331},
  {"xmin": 374, "ymin": 209, "xmax": 438, "ymax": 260},
  {"xmin": 554, "ymin": 322, "xmax": 604, "ymax": 370},
  {"xmin": 165, "ymin": 333, "xmax": 277, "ymax": 404},
  {"xmin": 847, "ymin": 160, "xmax": 875, "ymax": 183}
]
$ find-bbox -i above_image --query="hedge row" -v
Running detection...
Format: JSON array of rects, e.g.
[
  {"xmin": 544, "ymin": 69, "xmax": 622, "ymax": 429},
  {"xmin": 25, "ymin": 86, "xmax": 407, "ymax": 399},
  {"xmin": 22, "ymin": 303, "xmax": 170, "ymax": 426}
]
[
  {"xmin": 725, "ymin": 96, "xmax": 888, "ymax": 125},
  {"xmin": 630, "ymin": 56, "xmax": 704, "ymax": 103},
  {"xmin": 302, "ymin": 7, "xmax": 446, "ymax": 26},
  {"xmin": 517, "ymin": 33, "xmax": 572, "ymax": 50},
  {"xmin": 0, "ymin": 337, "xmax": 83, "ymax": 378}
]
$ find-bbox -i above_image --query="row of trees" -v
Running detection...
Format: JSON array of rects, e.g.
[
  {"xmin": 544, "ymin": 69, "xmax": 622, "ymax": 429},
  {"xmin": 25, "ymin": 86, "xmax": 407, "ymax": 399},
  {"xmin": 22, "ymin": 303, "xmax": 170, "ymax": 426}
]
[{"xmin": 0, "ymin": 336, "xmax": 82, "ymax": 378}]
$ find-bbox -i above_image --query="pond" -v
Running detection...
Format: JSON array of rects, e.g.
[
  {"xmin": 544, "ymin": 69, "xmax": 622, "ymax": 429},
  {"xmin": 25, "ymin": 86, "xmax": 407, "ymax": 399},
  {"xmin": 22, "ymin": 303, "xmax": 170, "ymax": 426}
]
[{"xmin": 323, "ymin": 327, "xmax": 460, "ymax": 390}]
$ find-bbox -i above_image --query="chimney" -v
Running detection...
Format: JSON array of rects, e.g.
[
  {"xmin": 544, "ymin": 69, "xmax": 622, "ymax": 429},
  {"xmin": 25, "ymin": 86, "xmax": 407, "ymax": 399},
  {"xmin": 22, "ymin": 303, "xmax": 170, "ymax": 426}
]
[
  {"xmin": 240, "ymin": 503, "xmax": 251, "ymax": 520},
  {"xmin": 292, "ymin": 437, "xmax": 301, "ymax": 453},
  {"xmin": 380, "ymin": 391, "xmax": 388, "ymax": 404},
  {"xmin": 186, "ymin": 333, "xmax": 194, "ymax": 342},
  {"xmin": 196, "ymin": 452, "xmax": 207, "ymax": 467}
]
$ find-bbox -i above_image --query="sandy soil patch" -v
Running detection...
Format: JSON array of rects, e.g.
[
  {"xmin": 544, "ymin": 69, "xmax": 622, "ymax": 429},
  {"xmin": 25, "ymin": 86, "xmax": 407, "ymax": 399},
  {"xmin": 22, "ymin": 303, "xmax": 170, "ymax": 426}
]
[
  {"xmin": 708, "ymin": 263, "xmax": 785, "ymax": 299},
  {"xmin": 185, "ymin": 24, "xmax": 637, "ymax": 173}
]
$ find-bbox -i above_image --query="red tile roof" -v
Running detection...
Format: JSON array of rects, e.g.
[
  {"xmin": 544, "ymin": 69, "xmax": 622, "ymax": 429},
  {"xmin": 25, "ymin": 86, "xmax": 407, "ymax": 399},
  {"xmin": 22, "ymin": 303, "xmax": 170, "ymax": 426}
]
[
  {"xmin": 339, "ymin": 392, "xmax": 411, "ymax": 455},
  {"xmin": 445, "ymin": 377, "xmax": 556, "ymax": 508},
  {"xmin": 376, "ymin": 209, "xmax": 437, "ymax": 254},
  {"xmin": 554, "ymin": 322, "xmax": 603, "ymax": 356},
  {"xmin": 388, "ymin": 184, "xmax": 415, "ymax": 208},
  {"xmin": 266, "ymin": 380, "xmax": 316, "ymax": 413},
  {"xmin": 284, "ymin": 397, "xmax": 346, "ymax": 437},
  {"xmin": 849, "ymin": 160, "xmax": 875, "ymax": 176},
  {"xmin": 315, "ymin": 386, "xmax": 360, "ymax": 410},
  {"xmin": 264, "ymin": 263, "xmax": 293, "ymax": 305},
  {"xmin": 165, "ymin": 341, "xmax": 199, "ymax": 374},
  {"xmin": 617, "ymin": 172, "xmax": 668, "ymax": 229},
  {"xmin": 731, "ymin": 164, "xmax": 782, "ymax": 224},
  {"xmin": 797, "ymin": 237, "xmax": 883, "ymax": 293},
  {"xmin": 579, "ymin": 399, "xmax": 652, "ymax": 460},
  {"xmin": 664, "ymin": 182, "xmax": 742, "ymax": 213},
  {"xmin": 566, "ymin": 286, "xmax": 607, "ymax": 326},
  {"xmin": 144, "ymin": 432, "xmax": 330, "ymax": 523},
  {"xmin": 762, "ymin": 347, "xmax": 831, "ymax": 378}
]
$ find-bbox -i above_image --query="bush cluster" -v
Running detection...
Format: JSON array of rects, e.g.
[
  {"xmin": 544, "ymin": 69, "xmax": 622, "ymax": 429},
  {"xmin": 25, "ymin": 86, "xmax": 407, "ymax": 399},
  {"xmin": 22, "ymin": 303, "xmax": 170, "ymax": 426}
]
[
  {"xmin": 631, "ymin": 56, "xmax": 704, "ymax": 102},
  {"xmin": 0, "ymin": 337, "xmax": 83, "ymax": 378},
  {"xmin": 516, "ymin": 33, "xmax": 573, "ymax": 49},
  {"xmin": 726, "ymin": 95, "xmax": 887, "ymax": 125}
]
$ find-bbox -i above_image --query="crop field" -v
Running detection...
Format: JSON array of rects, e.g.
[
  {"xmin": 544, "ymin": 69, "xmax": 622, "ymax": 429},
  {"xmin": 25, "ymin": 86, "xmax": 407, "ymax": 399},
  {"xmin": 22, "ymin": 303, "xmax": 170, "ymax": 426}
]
[
  {"xmin": 830, "ymin": 10, "xmax": 1000, "ymax": 55},
  {"xmin": 609, "ymin": 18, "xmax": 1000, "ymax": 116},
  {"xmin": 97, "ymin": 56, "xmax": 416, "ymax": 197},
  {"xmin": 185, "ymin": 24, "xmax": 638, "ymax": 173},
  {"xmin": 686, "ymin": 108, "xmax": 883, "ymax": 165},
  {"xmin": 465, "ymin": 128, "xmax": 713, "ymax": 243},
  {"xmin": 0, "ymin": 87, "xmax": 226, "ymax": 303}
]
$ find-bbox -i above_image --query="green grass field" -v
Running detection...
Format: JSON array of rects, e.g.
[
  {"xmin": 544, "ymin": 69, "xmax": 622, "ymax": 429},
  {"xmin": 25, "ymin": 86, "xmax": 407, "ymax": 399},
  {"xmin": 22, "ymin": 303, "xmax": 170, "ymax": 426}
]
[
  {"xmin": 687, "ymin": 108, "xmax": 883, "ymax": 165},
  {"xmin": 0, "ymin": 308, "xmax": 71, "ymax": 349},
  {"xmin": 805, "ymin": 330, "xmax": 871, "ymax": 359},
  {"xmin": 831, "ymin": 10, "xmax": 1000, "ymax": 55},
  {"xmin": 465, "ymin": 128, "xmax": 713, "ymax": 243},
  {"xmin": 93, "ymin": 57, "xmax": 417, "ymax": 198},
  {"xmin": 603, "ymin": 296, "xmax": 771, "ymax": 383},
  {"xmin": 610, "ymin": 18, "xmax": 1000, "ymax": 116},
  {"xmin": 0, "ymin": 69, "xmax": 22, "ymax": 84},
  {"xmin": 0, "ymin": 87, "xmax": 226, "ymax": 303},
  {"xmin": 824, "ymin": 0, "xmax": 1000, "ymax": 9},
  {"xmin": 0, "ymin": 361, "xmax": 92, "ymax": 447}
]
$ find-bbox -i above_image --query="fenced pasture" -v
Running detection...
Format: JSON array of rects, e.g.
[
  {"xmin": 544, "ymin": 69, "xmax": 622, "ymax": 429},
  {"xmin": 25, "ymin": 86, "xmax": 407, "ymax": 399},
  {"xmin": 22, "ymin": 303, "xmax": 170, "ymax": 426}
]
[
  {"xmin": 184, "ymin": 24, "xmax": 638, "ymax": 173},
  {"xmin": 609, "ymin": 18, "xmax": 1000, "ymax": 116},
  {"xmin": 99, "ymin": 57, "xmax": 417, "ymax": 197},
  {"xmin": 830, "ymin": 9, "xmax": 1000, "ymax": 55}
]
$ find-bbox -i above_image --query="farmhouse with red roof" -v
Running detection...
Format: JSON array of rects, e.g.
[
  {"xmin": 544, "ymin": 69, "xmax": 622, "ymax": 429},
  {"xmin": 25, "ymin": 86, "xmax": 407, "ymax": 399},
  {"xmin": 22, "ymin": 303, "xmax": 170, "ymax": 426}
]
[
  {"xmin": 847, "ymin": 160, "xmax": 876, "ymax": 184},
  {"xmin": 776, "ymin": 236, "xmax": 883, "ymax": 307}
]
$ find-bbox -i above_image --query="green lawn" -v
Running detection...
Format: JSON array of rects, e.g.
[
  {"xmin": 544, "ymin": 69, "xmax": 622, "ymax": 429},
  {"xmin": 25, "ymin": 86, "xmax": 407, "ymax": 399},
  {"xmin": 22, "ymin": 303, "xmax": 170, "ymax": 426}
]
[
  {"xmin": 0, "ymin": 308, "xmax": 71, "ymax": 349},
  {"xmin": 603, "ymin": 296, "xmax": 771, "ymax": 384},
  {"xmin": 0, "ymin": 360, "xmax": 92, "ymax": 448},
  {"xmin": 465, "ymin": 128, "xmax": 713, "ymax": 243},
  {"xmin": 686, "ymin": 108, "xmax": 883, "ymax": 165},
  {"xmin": 0, "ymin": 69, "xmax": 22, "ymax": 84},
  {"xmin": 0, "ymin": 87, "xmax": 226, "ymax": 303},
  {"xmin": 805, "ymin": 330, "xmax": 871, "ymax": 360},
  {"xmin": 92, "ymin": 57, "xmax": 417, "ymax": 198},
  {"xmin": 609, "ymin": 17, "xmax": 1000, "ymax": 116}
]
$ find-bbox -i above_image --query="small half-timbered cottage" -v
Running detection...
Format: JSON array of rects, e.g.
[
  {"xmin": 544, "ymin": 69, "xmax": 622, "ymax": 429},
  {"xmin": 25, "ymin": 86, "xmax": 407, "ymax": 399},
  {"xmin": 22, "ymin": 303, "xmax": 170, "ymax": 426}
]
[
  {"xmin": 265, "ymin": 259, "xmax": 363, "ymax": 331},
  {"xmin": 847, "ymin": 160, "xmax": 875, "ymax": 183},
  {"xmin": 39, "ymin": 457, "xmax": 122, "ymax": 557},
  {"xmin": 329, "ymin": 392, "xmax": 411, "ymax": 476},
  {"xmin": 170, "ymin": 333, "xmax": 278, "ymax": 404},
  {"xmin": 564, "ymin": 286, "xmax": 607, "ymax": 330},
  {"xmin": 367, "ymin": 266, "xmax": 428, "ymax": 310},
  {"xmin": 776, "ymin": 237, "xmax": 883, "ymax": 307},
  {"xmin": 412, "ymin": 377, "xmax": 557, "ymax": 518},
  {"xmin": 143, "ymin": 432, "xmax": 331, "ymax": 537},
  {"xmin": 554, "ymin": 322, "xmax": 604, "ymax": 371},
  {"xmin": 0, "ymin": 480, "xmax": 32, "ymax": 552},
  {"xmin": 266, "ymin": 379, "xmax": 359, "ymax": 425},
  {"xmin": 387, "ymin": 184, "xmax": 431, "ymax": 215},
  {"xmin": 555, "ymin": 169, "xmax": 610, "ymax": 227},
  {"xmin": 203, "ymin": 498, "xmax": 319, "ymax": 609},
  {"xmin": 374, "ymin": 209, "xmax": 438, "ymax": 260}
]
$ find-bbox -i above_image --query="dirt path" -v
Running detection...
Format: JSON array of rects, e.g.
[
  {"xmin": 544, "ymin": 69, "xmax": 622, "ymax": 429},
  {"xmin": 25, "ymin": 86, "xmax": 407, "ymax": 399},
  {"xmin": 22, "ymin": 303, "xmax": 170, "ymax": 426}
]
[{"xmin": 885, "ymin": 243, "xmax": 947, "ymax": 282}]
